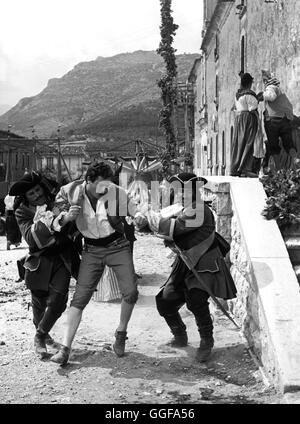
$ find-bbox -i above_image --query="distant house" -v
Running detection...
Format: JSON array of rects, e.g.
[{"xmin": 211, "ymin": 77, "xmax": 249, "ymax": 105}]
[{"xmin": 36, "ymin": 139, "xmax": 88, "ymax": 182}]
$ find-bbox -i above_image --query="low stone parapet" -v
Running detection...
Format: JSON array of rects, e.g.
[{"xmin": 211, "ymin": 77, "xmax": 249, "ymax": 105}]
[{"xmin": 202, "ymin": 175, "xmax": 300, "ymax": 393}]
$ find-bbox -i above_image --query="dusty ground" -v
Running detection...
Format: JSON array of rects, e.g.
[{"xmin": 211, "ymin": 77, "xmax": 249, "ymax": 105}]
[{"xmin": 0, "ymin": 233, "xmax": 282, "ymax": 404}]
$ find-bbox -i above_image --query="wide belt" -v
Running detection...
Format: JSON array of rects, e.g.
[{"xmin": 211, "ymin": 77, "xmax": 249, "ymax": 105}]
[{"xmin": 84, "ymin": 232, "xmax": 124, "ymax": 247}]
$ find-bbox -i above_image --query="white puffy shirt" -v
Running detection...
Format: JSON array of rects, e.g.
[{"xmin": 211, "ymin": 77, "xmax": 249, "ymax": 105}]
[
  {"xmin": 235, "ymin": 94, "xmax": 258, "ymax": 112},
  {"xmin": 75, "ymin": 189, "xmax": 115, "ymax": 239},
  {"xmin": 263, "ymin": 85, "xmax": 281, "ymax": 102}
]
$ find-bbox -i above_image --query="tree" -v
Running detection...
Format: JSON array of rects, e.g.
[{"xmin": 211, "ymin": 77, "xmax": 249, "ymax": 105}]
[{"xmin": 157, "ymin": 0, "xmax": 179, "ymax": 177}]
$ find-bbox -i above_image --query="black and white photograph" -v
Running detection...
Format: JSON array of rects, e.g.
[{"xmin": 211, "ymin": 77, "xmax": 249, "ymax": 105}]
[{"xmin": 1, "ymin": 0, "xmax": 300, "ymax": 409}]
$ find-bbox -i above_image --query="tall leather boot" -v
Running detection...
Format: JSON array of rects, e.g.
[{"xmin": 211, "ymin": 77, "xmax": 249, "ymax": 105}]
[
  {"xmin": 197, "ymin": 334, "xmax": 214, "ymax": 362},
  {"xmin": 194, "ymin": 313, "xmax": 214, "ymax": 362},
  {"xmin": 34, "ymin": 329, "xmax": 47, "ymax": 359},
  {"xmin": 32, "ymin": 303, "xmax": 46, "ymax": 330},
  {"xmin": 163, "ymin": 313, "xmax": 188, "ymax": 347},
  {"xmin": 37, "ymin": 306, "xmax": 61, "ymax": 336},
  {"xmin": 31, "ymin": 299, "xmax": 58, "ymax": 348}
]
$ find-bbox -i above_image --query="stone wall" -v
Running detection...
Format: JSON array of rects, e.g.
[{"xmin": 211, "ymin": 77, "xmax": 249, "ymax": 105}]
[
  {"xmin": 205, "ymin": 178, "xmax": 257, "ymax": 335},
  {"xmin": 203, "ymin": 176, "xmax": 300, "ymax": 392},
  {"xmin": 204, "ymin": 180, "xmax": 232, "ymax": 244},
  {"xmin": 229, "ymin": 200, "xmax": 277, "ymax": 384}
]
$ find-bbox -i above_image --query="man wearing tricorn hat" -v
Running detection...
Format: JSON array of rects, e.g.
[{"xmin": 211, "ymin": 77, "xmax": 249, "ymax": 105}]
[
  {"xmin": 9, "ymin": 171, "xmax": 81, "ymax": 360},
  {"xmin": 136, "ymin": 173, "xmax": 237, "ymax": 362}
]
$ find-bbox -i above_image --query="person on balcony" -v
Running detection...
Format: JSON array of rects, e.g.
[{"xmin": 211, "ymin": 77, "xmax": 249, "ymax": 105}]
[
  {"xmin": 230, "ymin": 72, "xmax": 264, "ymax": 177},
  {"xmin": 258, "ymin": 71, "xmax": 298, "ymax": 172}
]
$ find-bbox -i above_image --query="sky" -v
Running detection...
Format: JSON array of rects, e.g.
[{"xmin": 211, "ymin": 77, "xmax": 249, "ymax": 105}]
[{"xmin": 0, "ymin": 0, "xmax": 203, "ymax": 110}]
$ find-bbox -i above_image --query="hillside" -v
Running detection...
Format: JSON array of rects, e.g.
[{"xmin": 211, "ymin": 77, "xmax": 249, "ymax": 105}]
[
  {"xmin": 0, "ymin": 105, "xmax": 11, "ymax": 115},
  {"xmin": 0, "ymin": 51, "xmax": 199, "ymax": 148}
]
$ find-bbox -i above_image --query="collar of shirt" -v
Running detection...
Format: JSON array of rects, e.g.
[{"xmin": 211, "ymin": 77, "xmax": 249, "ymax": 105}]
[{"xmin": 75, "ymin": 184, "xmax": 115, "ymax": 239}]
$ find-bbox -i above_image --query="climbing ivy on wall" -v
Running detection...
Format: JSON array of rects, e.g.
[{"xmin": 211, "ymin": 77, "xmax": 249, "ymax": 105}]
[{"xmin": 157, "ymin": 0, "xmax": 179, "ymax": 176}]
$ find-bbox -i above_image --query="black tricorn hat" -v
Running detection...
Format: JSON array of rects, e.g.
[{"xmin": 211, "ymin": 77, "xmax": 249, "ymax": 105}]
[
  {"xmin": 168, "ymin": 173, "xmax": 208, "ymax": 186},
  {"xmin": 9, "ymin": 171, "xmax": 42, "ymax": 196}
]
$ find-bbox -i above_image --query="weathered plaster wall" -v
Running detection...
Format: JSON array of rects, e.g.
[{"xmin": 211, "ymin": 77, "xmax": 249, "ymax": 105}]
[
  {"xmin": 216, "ymin": 7, "xmax": 240, "ymax": 174},
  {"xmin": 247, "ymin": 0, "xmax": 300, "ymax": 115},
  {"xmin": 195, "ymin": 0, "xmax": 300, "ymax": 176}
]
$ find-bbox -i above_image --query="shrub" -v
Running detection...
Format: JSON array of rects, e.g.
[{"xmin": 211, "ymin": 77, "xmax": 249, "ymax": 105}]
[{"xmin": 261, "ymin": 168, "xmax": 300, "ymax": 229}]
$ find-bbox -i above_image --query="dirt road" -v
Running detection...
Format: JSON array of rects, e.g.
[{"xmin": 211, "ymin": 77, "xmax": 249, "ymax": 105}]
[{"xmin": 0, "ymin": 233, "xmax": 282, "ymax": 404}]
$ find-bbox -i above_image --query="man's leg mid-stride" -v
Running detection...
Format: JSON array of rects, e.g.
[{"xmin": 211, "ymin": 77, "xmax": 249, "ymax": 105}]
[
  {"xmin": 108, "ymin": 243, "xmax": 139, "ymax": 357},
  {"xmin": 50, "ymin": 306, "xmax": 82, "ymax": 365},
  {"xmin": 113, "ymin": 296, "xmax": 137, "ymax": 357}
]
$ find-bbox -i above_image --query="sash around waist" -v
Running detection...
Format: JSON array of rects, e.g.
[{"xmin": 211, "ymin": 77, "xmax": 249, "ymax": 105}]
[{"xmin": 84, "ymin": 232, "xmax": 124, "ymax": 247}]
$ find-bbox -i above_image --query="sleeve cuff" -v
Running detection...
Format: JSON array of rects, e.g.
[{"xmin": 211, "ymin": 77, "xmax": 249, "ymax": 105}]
[{"xmin": 52, "ymin": 212, "xmax": 67, "ymax": 232}]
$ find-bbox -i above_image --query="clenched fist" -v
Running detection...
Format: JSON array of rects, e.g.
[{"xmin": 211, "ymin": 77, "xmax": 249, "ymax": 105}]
[{"xmin": 64, "ymin": 205, "xmax": 81, "ymax": 223}]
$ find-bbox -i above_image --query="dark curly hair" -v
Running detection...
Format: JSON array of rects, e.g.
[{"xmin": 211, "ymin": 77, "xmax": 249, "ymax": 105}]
[
  {"xmin": 240, "ymin": 72, "xmax": 254, "ymax": 89},
  {"xmin": 85, "ymin": 161, "xmax": 114, "ymax": 182}
]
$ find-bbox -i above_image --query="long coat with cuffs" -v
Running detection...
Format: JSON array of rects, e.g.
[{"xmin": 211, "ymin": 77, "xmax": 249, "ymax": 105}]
[
  {"xmin": 15, "ymin": 203, "xmax": 81, "ymax": 291},
  {"xmin": 156, "ymin": 202, "xmax": 237, "ymax": 301}
]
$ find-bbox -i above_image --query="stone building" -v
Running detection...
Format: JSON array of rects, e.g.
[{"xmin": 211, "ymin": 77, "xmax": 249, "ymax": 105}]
[{"xmin": 191, "ymin": 0, "xmax": 300, "ymax": 176}]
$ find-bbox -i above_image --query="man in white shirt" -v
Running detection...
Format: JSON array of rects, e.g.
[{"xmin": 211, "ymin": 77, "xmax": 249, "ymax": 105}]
[
  {"xmin": 258, "ymin": 71, "xmax": 297, "ymax": 171},
  {"xmin": 50, "ymin": 162, "xmax": 139, "ymax": 365}
]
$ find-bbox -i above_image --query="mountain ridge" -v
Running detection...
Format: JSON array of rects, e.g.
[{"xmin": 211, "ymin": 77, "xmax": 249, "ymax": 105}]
[{"xmin": 0, "ymin": 50, "xmax": 199, "ymax": 148}]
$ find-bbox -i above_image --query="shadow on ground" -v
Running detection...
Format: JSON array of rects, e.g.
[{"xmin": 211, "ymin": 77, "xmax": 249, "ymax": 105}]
[
  {"xmin": 54, "ymin": 342, "xmax": 256, "ymax": 389},
  {"xmin": 137, "ymin": 273, "xmax": 166, "ymax": 287}
]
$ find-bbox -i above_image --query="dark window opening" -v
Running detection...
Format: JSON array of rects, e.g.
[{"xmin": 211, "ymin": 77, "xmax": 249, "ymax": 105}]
[
  {"xmin": 214, "ymin": 33, "xmax": 219, "ymax": 61},
  {"xmin": 241, "ymin": 36, "xmax": 245, "ymax": 74},
  {"xmin": 215, "ymin": 75, "xmax": 219, "ymax": 109},
  {"xmin": 215, "ymin": 135, "xmax": 219, "ymax": 165},
  {"xmin": 221, "ymin": 131, "xmax": 226, "ymax": 175},
  {"xmin": 230, "ymin": 126, "xmax": 234, "ymax": 149},
  {"xmin": 222, "ymin": 131, "xmax": 226, "ymax": 166},
  {"xmin": 208, "ymin": 138, "xmax": 213, "ymax": 168}
]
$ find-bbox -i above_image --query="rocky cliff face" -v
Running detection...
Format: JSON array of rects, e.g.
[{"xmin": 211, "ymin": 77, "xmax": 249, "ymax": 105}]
[{"xmin": 0, "ymin": 51, "xmax": 199, "ymax": 141}]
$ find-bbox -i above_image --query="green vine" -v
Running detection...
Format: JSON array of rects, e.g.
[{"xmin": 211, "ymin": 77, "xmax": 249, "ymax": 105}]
[{"xmin": 157, "ymin": 0, "xmax": 178, "ymax": 176}]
